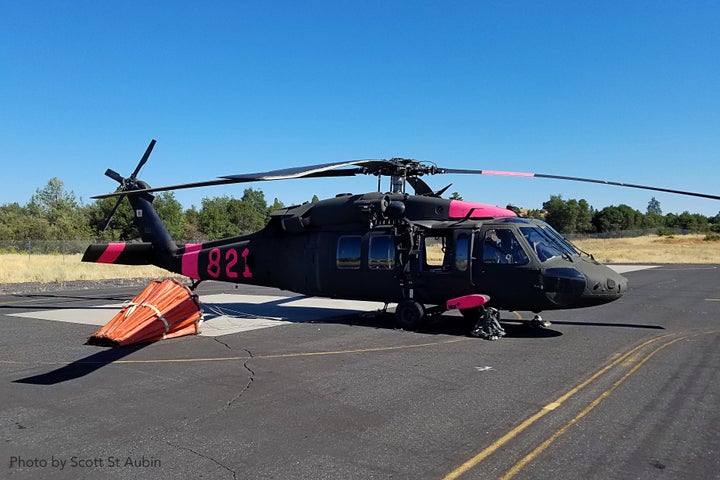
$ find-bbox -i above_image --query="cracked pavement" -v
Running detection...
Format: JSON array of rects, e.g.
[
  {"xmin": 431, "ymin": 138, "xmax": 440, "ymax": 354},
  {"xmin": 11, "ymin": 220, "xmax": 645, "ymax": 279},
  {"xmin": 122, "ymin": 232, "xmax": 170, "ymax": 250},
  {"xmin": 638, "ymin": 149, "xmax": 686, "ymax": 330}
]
[{"xmin": 3, "ymin": 272, "xmax": 720, "ymax": 479}]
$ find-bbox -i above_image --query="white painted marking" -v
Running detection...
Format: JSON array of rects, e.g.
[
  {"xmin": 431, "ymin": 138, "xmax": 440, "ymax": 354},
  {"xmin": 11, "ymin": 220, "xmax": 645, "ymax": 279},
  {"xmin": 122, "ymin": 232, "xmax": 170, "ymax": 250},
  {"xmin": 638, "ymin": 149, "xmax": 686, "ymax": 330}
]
[
  {"xmin": 608, "ymin": 265, "xmax": 659, "ymax": 274},
  {"xmin": 8, "ymin": 294, "xmax": 387, "ymax": 337},
  {"xmin": 475, "ymin": 366, "xmax": 494, "ymax": 372}
]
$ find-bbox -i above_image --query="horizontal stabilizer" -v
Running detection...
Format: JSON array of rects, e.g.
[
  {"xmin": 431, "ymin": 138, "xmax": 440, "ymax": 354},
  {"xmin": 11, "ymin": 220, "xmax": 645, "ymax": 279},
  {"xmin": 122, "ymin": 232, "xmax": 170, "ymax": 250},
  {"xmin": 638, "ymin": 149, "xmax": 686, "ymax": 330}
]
[{"xmin": 82, "ymin": 242, "xmax": 154, "ymax": 265}]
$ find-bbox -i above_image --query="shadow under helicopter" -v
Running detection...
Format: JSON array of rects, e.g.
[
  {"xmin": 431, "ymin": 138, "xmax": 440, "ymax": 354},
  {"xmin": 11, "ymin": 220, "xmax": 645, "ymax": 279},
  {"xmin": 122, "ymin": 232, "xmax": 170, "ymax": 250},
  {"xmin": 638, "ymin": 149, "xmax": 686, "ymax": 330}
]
[{"xmin": 13, "ymin": 298, "xmax": 664, "ymax": 385}]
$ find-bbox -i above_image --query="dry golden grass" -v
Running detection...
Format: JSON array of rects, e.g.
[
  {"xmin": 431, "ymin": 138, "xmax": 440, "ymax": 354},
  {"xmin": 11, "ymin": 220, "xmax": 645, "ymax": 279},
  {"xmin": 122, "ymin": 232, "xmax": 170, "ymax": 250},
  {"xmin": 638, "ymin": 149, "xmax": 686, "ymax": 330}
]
[
  {"xmin": 0, "ymin": 253, "xmax": 181, "ymax": 284},
  {"xmin": 0, "ymin": 235, "xmax": 718, "ymax": 285},
  {"xmin": 573, "ymin": 234, "xmax": 720, "ymax": 264}
]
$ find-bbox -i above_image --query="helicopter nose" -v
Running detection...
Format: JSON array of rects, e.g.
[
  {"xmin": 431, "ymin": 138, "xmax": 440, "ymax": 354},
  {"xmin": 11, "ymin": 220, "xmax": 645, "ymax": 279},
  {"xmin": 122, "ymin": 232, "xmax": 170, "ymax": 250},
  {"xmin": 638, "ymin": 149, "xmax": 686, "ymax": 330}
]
[
  {"xmin": 579, "ymin": 263, "xmax": 628, "ymax": 306},
  {"xmin": 542, "ymin": 263, "xmax": 627, "ymax": 308}
]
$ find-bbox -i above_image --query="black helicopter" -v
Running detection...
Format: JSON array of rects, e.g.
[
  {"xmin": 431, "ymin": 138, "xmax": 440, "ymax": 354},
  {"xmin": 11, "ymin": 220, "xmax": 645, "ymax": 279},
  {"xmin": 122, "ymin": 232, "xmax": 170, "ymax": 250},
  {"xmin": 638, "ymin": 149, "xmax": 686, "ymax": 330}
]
[{"xmin": 83, "ymin": 140, "xmax": 720, "ymax": 339}]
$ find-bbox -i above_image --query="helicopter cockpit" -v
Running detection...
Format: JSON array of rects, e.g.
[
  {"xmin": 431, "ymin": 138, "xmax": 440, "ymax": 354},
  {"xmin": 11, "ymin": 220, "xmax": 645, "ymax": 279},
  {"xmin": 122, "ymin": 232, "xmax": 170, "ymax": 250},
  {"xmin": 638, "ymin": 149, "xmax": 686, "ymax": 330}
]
[{"xmin": 468, "ymin": 217, "xmax": 627, "ymax": 311}]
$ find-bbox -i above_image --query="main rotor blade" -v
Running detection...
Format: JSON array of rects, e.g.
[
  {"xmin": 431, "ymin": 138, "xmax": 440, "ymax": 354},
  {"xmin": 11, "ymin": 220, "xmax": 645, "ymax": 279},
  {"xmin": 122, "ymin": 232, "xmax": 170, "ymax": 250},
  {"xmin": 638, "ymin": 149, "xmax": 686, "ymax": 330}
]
[
  {"xmin": 92, "ymin": 159, "xmax": 389, "ymax": 199},
  {"xmin": 441, "ymin": 168, "xmax": 720, "ymax": 201},
  {"xmin": 221, "ymin": 159, "xmax": 389, "ymax": 181}
]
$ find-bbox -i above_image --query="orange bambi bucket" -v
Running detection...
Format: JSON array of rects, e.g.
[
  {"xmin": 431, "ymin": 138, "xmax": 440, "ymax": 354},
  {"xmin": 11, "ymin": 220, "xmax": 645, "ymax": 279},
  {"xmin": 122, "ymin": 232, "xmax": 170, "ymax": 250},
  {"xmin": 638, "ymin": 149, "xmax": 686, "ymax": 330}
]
[{"xmin": 87, "ymin": 279, "xmax": 203, "ymax": 347}]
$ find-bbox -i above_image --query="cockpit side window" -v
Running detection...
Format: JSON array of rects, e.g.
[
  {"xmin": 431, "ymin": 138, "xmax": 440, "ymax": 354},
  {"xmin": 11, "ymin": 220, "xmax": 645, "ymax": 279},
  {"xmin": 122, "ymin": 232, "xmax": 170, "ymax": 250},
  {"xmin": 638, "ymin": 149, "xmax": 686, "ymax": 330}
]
[
  {"xmin": 482, "ymin": 228, "xmax": 529, "ymax": 264},
  {"xmin": 520, "ymin": 227, "xmax": 564, "ymax": 262}
]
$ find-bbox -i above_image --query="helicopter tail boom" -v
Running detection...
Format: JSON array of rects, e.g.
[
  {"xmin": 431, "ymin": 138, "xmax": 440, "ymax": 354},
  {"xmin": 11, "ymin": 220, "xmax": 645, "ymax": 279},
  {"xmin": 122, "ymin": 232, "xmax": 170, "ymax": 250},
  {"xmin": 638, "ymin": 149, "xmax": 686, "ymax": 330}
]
[{"xmin": 82, "ymin": 242, "xmax": 154, "ymax": 265}]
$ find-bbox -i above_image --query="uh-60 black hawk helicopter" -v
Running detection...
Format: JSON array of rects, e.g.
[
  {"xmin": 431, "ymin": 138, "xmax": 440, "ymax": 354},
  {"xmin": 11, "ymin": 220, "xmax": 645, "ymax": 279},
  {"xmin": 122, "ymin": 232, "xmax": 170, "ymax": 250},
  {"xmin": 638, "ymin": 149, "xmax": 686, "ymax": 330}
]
[{"xmin": 83, "ymin": 140, "xmax": 720, "ymax": 340}]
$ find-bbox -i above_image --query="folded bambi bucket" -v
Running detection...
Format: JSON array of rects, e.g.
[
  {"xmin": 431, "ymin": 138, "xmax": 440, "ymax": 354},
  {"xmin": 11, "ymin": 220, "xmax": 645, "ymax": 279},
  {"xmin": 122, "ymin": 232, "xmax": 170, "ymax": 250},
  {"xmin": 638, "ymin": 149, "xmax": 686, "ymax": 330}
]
[{"xmin": 86, "ymin": 279, "xmax": 203, "ymax": 346}]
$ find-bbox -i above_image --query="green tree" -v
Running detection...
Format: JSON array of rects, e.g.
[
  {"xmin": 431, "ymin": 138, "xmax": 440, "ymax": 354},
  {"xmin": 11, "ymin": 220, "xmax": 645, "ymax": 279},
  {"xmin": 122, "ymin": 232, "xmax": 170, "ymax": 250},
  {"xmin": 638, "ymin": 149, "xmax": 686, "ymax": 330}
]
[
  {"xmin": 241, "ymin": 188, "xmax": 268, "ymax": 221},
  {"xmin": 616, "ymin": 204, "xmax": 643, "ymax": 230},
  {"xmin": 27, "ymin": 178, "xmax": 91, "ymax": 239},
  {"xmin": 449, "ymin": 192, "xmax": 463, "ymax": 200},
  {"xmin": 647, "ymin": 197, "xmax": 662, "ymax": 215},
  {"xmin": 86, "ymin": 195, "xmax": 136, "ymax": 240},
  {"xmin": 543, "ymin": 195, "xmax": 578, "ymax": 233},
  {"xmin": 153, "ymin": 192, "xmax": 187, "ymax": 239},
  {"xmin": 268, "ymin": 197, "xmax": 285, "ymax": 214},
  {"xmin": 591, "ymin": 204, "xmax": 644, "ymax": 232},
  {"xmin": 198, "ymin": 196, "xmax": 266, "ymax": 239},
  {"xmin": 183, "ymin": 206, "xmax": 204, "ymax": 242},
  {"xmin": 576, "ymin": 199, "xmax": 594, "ymax": 233},
  {"xmin": 675, "ymin": 211, "xmax": 708, "ymax": 232},
  {"xmin": 0, "ymin": 203, "xmax": 51, "ymax": 241}
]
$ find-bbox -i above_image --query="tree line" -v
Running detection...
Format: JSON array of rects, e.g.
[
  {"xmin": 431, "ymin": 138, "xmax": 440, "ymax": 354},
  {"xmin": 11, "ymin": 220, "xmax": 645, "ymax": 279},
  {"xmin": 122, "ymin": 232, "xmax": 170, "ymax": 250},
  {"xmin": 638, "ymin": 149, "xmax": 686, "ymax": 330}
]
[
  {"xmin": 1, "ymin": 178, "xmax": 719, "ymax": 252},
  {"xmin": 526, "ymin": 195, "xmax": 720, "ymax": 235},
  {"xmin": 0, "ymin": 178, "xmax": 286, "ymax": 249}
]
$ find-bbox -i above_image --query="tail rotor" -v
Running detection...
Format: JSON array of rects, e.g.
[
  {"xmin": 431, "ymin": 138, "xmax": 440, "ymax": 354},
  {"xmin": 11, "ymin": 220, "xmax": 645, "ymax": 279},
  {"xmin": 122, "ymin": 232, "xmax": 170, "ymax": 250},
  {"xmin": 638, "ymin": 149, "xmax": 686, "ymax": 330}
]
[{"xmin": 101, "ymin": 139, "xmax": 156, "ymax": 232}]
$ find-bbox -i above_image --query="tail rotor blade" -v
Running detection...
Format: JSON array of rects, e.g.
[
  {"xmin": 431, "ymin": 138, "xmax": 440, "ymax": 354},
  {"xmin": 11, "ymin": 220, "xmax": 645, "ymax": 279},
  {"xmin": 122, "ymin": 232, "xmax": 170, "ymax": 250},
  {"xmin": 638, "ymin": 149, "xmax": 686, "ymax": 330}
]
[
  {"xmin": 101, "ymin": 195, "xmax": 125, "ymax": 232},
  {"xmin": 104, "ymin": 168, "xmax": 125, "ymax": 184},
  {"xmin": 130, "ymin": 139, "xmax": 156, "ymax": 180}
]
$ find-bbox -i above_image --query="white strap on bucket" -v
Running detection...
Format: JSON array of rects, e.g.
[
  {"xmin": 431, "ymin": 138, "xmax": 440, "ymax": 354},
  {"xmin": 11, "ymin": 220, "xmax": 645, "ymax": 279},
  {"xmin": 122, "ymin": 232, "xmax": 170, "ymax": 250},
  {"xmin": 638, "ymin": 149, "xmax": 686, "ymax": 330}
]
[{"xmin": 122, "ymin": 301, "xmax": 170, "ymax": 333}]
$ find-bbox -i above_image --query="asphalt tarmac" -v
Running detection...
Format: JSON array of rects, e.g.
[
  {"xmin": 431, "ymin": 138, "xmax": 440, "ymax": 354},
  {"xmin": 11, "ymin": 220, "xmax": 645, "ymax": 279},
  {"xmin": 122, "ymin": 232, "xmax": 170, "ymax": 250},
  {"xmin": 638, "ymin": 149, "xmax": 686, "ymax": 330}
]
[{"xmin": 1, "ymin": 265, "xmax": 719, "ymax": 480}]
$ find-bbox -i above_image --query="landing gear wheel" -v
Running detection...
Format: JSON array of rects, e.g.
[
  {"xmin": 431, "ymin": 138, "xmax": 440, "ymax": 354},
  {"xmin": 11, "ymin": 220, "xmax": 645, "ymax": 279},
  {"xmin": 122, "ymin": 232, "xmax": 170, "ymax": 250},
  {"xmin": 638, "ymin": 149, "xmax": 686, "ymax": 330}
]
[
  {"xmin": 524, "ymin": 314, "xmax": 551, "ymax": 328},
  {"xmin": 395, "ymin": 300, "xmax": 425, "ymax": 330}
]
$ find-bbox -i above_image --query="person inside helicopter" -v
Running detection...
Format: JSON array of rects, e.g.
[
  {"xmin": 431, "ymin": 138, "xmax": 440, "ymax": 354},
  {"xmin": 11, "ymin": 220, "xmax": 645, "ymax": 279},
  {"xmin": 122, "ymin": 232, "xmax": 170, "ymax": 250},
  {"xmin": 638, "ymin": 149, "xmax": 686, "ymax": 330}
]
[{"xmin": 482, "ymin": 228, "xmax": 528, "ymax": 264}]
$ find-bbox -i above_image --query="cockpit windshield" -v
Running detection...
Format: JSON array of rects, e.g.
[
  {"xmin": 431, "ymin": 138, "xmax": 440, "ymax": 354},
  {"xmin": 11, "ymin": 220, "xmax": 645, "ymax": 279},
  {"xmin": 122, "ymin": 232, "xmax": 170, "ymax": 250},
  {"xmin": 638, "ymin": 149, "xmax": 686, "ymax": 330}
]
[
  {"xmin": 542, "ymin": 224, "xmax": 581, "ymax": 255},
  {"xmin": 519, "ymin": 227, "xmax": 566, "ymax": 262}
]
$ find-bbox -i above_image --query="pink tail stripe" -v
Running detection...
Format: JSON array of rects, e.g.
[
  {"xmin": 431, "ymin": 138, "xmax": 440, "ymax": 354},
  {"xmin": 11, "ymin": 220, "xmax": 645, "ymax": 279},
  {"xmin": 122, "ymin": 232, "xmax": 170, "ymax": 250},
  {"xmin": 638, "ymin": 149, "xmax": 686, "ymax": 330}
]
[
  {"xmin": 182, "ymin": 243, "xmax": 202, "ymax": 279},
  {"xmin": 97, "ymin": 243, "xmax": 126, "ymax": 264}
]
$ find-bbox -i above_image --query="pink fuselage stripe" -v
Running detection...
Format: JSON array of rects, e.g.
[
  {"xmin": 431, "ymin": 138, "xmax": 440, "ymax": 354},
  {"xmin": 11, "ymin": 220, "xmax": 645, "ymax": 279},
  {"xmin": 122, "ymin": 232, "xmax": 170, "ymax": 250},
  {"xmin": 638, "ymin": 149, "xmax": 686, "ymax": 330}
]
[
  {"xmin": 448, "ymin": 200, "xmax": 517, "ymax": 218},
  {"xmin": 182, "ymin": 244, "xmax": 202, "ymax": 279},
  {"xmin": 97, "ymin": 243, "xmax": 126, "ymax": 264}
]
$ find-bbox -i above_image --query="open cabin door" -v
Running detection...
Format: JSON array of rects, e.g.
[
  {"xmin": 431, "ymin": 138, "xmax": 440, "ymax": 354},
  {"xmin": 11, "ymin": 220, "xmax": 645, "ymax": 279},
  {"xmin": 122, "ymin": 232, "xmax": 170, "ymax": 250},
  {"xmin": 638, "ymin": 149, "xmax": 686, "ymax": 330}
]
[{"xmin": 412, "ymin": 229, "xmax": 476, "ymax": 304}]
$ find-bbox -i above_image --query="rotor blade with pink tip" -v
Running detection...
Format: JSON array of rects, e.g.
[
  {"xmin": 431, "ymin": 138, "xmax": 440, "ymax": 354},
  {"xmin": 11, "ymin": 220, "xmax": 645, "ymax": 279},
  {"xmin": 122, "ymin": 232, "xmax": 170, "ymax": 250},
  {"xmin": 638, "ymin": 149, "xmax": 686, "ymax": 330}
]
[{"xmin": 441, "ymin": 168, "xmax": 720, "ymax": 201}]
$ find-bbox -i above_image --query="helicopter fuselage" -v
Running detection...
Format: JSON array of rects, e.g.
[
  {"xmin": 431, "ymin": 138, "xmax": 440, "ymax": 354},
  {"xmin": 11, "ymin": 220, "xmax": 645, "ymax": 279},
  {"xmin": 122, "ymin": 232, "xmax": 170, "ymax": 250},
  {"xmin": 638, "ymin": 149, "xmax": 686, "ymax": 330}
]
[{"xmin": 84, "ymin": 191, "xmax": 627, "ymax": 318}]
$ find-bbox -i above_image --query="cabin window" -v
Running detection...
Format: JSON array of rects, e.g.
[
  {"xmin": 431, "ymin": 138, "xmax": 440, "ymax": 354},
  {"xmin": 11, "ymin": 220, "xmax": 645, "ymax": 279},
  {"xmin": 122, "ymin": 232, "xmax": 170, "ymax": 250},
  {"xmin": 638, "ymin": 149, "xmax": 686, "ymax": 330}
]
[
  {"xmin": 424, "ymin": 235, "xmax": 446, "ymax": 269},
  {"xmin": 369, "ymin": 235, "xmax": 395, "ymax": 270},
  {"xmin": 336, "ymin": 235, "xmax": 361, "ymax": 269},
  {"xmin": 482, "ymin": 228, "xmax": 529, "ymax": 265},
  {"xmin": 455, "ymin": 233, "xmax": 469, "ymax": 271}
]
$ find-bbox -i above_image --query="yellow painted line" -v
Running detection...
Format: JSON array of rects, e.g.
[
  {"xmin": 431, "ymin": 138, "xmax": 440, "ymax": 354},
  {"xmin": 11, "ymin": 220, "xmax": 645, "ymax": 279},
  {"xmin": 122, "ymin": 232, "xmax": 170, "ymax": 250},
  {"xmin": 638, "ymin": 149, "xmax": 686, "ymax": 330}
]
[
  {"xmin": 441, "ymin": 333, "xmax": 677, "ymax": 480},
  {"xmin": 706, "ymin": 298, "xmax": 720, "ymax": 302},
  {"xmin": 0, "ymin": 337, "xmax": 471, "ymax": 366},
  {"xmin": 499, "ymin": 335, "xmax": 686, "ymax": 480}
]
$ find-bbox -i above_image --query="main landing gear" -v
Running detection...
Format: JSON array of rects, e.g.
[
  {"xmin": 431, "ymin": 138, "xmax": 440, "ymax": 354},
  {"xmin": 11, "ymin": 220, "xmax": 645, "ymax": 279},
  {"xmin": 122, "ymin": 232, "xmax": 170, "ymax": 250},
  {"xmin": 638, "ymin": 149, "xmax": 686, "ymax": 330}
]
[
  {"xmin": 524, "ymin": 314, "xmax": 551, "ymax": 328},
  {"xmin": 395, "ymin": 294, "xmax": 508, "ymax": 340},
  {"xmin": 465, "ymin": 307, "xmax": 506, "ymax": 341},
  {"xmin": 395, "ymin": 300, "xmax": 426, "ymax": 330}
]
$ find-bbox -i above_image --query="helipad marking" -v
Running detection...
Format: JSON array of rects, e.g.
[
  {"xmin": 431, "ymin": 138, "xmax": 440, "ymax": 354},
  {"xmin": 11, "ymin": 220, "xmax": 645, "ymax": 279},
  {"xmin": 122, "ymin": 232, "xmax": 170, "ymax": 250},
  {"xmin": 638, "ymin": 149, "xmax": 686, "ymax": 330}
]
[
  {"xmin": 8, "ymin": 294, "xmax": 387, "ymax": 337},
  {"xmin": 608, "ymin": 265, "xmax": 658, "ymax": 273}
]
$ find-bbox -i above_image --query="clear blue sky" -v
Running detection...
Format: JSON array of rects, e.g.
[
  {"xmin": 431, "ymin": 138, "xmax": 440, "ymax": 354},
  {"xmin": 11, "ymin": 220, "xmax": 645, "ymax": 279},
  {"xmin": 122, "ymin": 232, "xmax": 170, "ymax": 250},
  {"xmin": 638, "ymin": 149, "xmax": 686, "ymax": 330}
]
[{"xmin": 2, "ymin": 1, "xmax": 719, "ymax": 216}]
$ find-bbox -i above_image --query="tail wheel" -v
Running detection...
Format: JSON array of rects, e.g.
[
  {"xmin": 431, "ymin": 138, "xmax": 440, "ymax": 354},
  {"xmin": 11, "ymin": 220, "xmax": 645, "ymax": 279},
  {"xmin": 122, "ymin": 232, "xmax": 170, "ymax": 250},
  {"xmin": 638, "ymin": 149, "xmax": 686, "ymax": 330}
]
[{"xmin": 395, "ymin": 300, "xmax": 425, "ymax": 330}]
